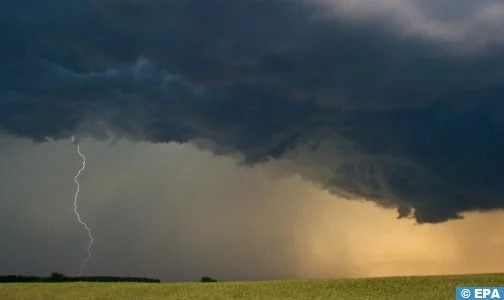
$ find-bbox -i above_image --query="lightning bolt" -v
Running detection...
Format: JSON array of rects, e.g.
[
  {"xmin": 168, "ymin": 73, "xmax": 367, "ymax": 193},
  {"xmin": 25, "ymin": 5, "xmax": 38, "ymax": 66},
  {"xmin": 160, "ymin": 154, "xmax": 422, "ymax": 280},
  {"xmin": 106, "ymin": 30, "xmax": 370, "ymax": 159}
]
[{"xmin": 71, "ymin": 135, "xmax": 94, "ymax": 276}]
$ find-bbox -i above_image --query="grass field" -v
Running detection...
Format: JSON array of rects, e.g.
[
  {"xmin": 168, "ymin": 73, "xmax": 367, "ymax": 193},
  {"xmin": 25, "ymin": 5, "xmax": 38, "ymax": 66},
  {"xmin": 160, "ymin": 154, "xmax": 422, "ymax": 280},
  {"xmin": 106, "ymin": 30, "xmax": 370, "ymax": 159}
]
[{"xmin": 0, "ymin": 273, "xmax": 502, "ymax": 299}]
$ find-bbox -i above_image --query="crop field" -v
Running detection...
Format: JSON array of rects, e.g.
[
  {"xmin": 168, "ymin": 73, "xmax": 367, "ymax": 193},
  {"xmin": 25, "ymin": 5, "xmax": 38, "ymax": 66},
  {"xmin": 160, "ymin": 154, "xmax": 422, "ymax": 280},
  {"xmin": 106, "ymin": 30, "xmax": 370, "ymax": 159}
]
[{"xmin": 0, "ymin": 273, "xmax": 502, "ymax": 299}]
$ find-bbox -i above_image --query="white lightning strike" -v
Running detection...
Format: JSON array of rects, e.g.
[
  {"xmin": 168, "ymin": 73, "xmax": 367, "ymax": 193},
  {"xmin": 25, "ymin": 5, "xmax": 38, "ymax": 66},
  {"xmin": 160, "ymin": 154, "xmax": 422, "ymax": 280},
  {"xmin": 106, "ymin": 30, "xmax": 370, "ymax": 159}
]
[{"xmin": 71, "ymin": 135, "xmax": 94, "ymax": 276}]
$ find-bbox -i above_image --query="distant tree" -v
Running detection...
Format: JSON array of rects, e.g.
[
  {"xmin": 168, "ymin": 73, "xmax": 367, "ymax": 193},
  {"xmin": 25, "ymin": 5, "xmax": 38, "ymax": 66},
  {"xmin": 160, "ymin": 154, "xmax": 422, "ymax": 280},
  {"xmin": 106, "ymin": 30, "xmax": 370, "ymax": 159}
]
[
  {"xmin": 200, "ymin": 276, "xmax": 217, "ymax": 283},
  {"xmin": 49, "ymin": 272, "xmax": 67, "ymax": 281}
]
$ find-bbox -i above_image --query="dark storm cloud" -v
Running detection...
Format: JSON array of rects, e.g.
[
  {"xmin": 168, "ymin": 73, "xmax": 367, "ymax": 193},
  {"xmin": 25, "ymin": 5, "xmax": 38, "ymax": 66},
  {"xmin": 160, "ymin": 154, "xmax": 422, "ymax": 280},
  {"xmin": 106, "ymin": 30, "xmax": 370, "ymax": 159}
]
[{"xmin": 2, "ymin": 0, "xmax": 504, "ymax": 222}]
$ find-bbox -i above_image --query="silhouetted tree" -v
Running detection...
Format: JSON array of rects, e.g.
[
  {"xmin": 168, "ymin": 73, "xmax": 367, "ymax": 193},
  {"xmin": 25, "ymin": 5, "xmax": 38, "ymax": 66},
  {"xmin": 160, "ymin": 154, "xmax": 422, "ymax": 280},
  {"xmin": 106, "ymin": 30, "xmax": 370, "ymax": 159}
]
[
  {"xmin": 49, "ymin": 272, "xmax": 67, "ymax": 281},
  {"xmin": 200, "ymin": 276, "xmax": 217, "ymax": 282}
]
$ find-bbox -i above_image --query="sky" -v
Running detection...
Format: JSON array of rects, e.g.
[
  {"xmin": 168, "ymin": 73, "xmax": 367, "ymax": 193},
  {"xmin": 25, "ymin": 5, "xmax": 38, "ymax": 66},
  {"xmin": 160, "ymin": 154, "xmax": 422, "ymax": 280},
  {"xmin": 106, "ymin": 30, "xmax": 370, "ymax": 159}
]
[
  {"xmin": 0, "ymin": 136, "xmax": 502, "ymax": 281},
  {"xmin": 1, "ymin": 0, "xmax": 504, "ymax": 280}
]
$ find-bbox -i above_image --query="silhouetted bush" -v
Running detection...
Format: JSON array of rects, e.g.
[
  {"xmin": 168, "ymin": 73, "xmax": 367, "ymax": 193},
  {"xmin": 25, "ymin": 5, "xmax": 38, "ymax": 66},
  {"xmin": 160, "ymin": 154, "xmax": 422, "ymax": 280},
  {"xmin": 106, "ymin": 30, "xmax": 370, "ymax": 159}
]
[{"xmin": 200, "ymin": 276, "xmax": 217, "ymax": 283}]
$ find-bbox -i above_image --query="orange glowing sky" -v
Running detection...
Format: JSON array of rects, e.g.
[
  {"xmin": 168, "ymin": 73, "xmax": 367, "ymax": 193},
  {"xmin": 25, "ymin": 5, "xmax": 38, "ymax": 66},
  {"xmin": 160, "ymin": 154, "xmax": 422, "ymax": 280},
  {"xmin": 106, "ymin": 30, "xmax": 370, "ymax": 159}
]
[{"xmin": 282, "ymin": 176, "xmax": 504, "ymax": 278}]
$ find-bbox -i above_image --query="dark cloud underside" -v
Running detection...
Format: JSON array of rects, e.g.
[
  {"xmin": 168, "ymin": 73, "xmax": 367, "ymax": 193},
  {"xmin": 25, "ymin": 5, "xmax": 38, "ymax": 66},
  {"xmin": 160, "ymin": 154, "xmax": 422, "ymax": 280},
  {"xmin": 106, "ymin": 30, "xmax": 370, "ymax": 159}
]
[{"xmin": 1, "ymin": 0, "xmax": 504, "ymax": 222}]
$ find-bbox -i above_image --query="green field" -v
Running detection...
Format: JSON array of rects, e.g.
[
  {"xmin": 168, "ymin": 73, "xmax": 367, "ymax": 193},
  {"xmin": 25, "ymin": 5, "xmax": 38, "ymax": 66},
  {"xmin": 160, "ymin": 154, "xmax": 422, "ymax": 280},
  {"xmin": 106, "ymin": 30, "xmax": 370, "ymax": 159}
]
[{"xmin": 1, "ymin": 273, "xmax": 502, "ymax": 299}]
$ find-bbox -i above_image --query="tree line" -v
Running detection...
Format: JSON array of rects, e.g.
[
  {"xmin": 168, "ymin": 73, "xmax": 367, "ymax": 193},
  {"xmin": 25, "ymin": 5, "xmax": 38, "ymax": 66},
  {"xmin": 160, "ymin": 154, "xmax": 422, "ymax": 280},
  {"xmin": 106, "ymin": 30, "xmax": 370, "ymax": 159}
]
[{"xmin": 0, "ymin": 272, "xmax": 160, "ymax": 283}]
